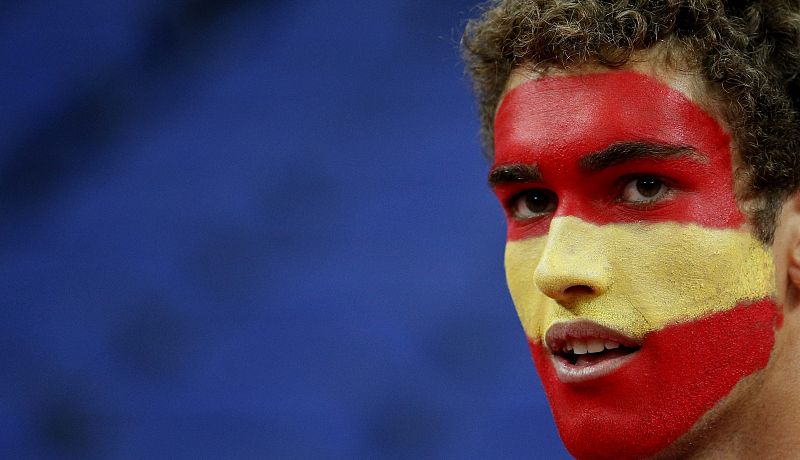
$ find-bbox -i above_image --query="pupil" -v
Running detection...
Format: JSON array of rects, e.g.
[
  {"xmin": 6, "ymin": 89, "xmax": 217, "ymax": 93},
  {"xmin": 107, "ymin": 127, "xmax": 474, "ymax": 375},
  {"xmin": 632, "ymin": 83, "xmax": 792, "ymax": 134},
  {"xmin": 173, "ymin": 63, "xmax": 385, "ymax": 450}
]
[
  {"xmin": 525, "ymin": 191, "xmax": 550, "ymax": 212},
  {"xmin": 636, "ymin": 178, "xmax": 661, "ymax": 197}
]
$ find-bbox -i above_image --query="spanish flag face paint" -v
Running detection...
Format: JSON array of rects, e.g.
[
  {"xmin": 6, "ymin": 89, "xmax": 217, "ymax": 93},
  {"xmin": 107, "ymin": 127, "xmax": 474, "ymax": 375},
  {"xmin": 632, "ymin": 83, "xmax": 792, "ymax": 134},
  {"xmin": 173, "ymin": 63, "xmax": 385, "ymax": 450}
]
[{"xmin": 492, "ymin": 71, "xmax": 781, "ymax": 460}]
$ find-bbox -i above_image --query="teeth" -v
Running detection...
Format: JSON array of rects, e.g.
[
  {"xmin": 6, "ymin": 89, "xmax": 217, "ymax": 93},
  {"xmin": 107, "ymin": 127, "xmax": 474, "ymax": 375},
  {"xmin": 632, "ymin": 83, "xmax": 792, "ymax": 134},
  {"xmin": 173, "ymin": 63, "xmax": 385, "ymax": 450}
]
[
  {"xmin": 587, "ymin": 339, "xmax": 605, "ymax": 353},
  {"xmin": 563, "ymin": 339, "xmax": 623, "ymax": 355}
]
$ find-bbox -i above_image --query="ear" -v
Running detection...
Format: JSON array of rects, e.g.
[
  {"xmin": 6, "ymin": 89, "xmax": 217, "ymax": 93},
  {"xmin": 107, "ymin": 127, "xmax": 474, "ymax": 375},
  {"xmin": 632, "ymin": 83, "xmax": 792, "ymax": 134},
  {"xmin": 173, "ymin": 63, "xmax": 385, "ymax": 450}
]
[
  {"xmin": 774, "ymin": 193, "xmax": 800, "ymax": 309},
  {"xmin": 790, "ymin": 244, "xmax": 800, "ymax": 296}
]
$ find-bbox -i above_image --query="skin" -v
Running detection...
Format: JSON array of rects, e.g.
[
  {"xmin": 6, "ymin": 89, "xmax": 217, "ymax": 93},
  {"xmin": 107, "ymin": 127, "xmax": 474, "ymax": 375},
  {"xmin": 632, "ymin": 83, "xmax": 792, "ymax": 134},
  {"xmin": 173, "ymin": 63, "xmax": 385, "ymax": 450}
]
[{"xmin": 491, "ymin": 56, "xmax": 800, "ymax": 459}]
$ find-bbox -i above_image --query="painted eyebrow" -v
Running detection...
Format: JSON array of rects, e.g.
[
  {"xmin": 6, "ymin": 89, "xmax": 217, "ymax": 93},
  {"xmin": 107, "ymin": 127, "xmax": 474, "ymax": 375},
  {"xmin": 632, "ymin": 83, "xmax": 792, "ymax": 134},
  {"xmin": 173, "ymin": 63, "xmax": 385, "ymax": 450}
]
[
  {"xmin": 488, "ymin": 163, "xmax": 542, "ymax": 187},
  {"xmin": 488, "ymin": 142, "xmax": 701, "ymax": 187},
  {"xmin": 578, "ymin": 141, "xmax": 703, "ymax": 172}
]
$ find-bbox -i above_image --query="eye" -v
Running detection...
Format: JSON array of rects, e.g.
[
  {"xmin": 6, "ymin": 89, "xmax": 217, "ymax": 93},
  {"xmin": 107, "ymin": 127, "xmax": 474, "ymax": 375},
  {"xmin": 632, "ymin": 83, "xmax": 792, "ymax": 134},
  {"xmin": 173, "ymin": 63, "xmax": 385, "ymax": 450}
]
[
  {"xmin": 620, "ymin": 176, "xmax": 669, "ymax": 204},
  {"xmin": 511, "ymin": 189, "xmax": 558, "ymax": 219}
]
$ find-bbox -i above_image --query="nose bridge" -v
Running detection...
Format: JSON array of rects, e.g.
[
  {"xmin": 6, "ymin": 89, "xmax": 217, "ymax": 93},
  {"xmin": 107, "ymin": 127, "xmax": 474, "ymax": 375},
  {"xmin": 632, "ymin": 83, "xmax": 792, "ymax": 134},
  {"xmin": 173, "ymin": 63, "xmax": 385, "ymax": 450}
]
[{"xmin": 534, "ymin": 216, "xmax": 612, "ymax": 301}]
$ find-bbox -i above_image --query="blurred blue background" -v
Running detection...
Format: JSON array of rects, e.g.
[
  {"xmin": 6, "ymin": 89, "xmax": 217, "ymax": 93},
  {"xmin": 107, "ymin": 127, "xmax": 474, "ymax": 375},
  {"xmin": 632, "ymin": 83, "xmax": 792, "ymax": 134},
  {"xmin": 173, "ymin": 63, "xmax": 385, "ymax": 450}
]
[{"xmin": 1, "ymin": 1, "xmax": 568, "ymax": 458}]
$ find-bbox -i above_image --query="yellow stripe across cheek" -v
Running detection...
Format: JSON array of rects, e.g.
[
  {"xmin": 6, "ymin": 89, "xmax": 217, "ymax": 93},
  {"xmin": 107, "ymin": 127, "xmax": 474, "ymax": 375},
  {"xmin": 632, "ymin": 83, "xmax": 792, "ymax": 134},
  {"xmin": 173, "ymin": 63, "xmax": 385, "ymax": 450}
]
[{"xmin": 505, "ymin": 216, "xmax": 775, "ymax": 341}]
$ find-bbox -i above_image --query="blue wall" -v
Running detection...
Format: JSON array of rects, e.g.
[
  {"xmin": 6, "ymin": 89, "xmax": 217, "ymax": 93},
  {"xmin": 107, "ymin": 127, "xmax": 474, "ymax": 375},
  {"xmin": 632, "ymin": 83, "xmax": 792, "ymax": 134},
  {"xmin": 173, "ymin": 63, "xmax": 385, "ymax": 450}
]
[{"xmin": 1, "ymin": 1, "xmax": 569, "ymax": 458}]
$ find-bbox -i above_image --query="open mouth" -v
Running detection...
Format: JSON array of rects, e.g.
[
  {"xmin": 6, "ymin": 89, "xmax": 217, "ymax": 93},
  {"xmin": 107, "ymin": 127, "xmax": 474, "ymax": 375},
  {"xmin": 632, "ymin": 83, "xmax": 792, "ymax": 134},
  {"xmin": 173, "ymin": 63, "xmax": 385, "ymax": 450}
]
[
  {"xmin": 554, "ymin": 339, "xmax": 640, "ymax": 367},
  {"xmin": 545, "ymin": 321, "xmax": 642, "ymax": 383}
]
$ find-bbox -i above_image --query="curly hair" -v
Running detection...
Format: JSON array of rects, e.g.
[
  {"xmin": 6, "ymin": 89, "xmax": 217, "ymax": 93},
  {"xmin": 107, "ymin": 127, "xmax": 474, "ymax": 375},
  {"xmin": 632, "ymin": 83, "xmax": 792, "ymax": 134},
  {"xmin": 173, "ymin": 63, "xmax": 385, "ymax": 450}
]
[{"xmin": 462, "ymin": 0, "xmax": 800, "ymax": 242}]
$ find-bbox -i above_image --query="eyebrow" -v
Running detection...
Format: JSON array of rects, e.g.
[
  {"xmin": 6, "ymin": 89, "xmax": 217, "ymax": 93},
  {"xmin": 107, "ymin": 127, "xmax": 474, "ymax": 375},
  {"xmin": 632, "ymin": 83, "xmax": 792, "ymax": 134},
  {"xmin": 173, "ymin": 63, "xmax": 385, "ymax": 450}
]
[
  {"xmin": 488, "ymin": 163, "xmax": 542, "ymax": 187},
  {"xmin": 578, "ymin": 141, "xmax": 703, "ymax": 172},
  {"xmin": 488, "ymin": 141, "xmax": 703, "ymax": 188}
]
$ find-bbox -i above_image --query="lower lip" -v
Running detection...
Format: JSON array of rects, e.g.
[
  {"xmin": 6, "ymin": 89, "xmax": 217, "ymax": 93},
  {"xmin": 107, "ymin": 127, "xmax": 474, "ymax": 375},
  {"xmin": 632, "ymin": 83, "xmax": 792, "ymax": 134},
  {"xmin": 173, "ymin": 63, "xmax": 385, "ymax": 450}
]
[{"xmin": 551, "ymin": 350, "xmax": 639, "ymax": 384}]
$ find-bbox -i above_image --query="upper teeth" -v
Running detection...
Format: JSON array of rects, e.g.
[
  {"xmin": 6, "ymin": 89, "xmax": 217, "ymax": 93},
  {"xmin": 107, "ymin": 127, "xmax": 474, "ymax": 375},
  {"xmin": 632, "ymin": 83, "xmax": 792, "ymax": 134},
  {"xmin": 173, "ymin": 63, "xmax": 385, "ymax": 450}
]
[{"xmin": 564, "ymin": 339, "xmax": 621, "ymax": 355}]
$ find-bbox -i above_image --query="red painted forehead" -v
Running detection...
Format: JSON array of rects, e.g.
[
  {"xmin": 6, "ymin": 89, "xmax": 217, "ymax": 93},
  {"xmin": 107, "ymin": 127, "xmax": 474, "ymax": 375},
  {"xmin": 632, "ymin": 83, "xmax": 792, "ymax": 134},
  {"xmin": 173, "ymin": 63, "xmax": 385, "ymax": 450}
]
[
  {"xmin": 492, "ymin": 71, "xmax": 744, "ymax": 238},
  {"xmin": 493, "ymin": 71, "xmax": 731, "ymax": 167}
]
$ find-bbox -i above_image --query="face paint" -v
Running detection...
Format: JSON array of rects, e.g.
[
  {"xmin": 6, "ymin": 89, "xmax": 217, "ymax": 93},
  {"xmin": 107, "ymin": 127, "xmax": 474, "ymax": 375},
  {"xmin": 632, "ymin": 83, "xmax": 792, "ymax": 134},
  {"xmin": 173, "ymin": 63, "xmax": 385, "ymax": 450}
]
[
  {"xmin": 529, "ymin": 298, "xmax": 777, "ymax": 460},
  {"xmin": 492, "ymin": 72, "xmax": 781, "ymax": 460}
]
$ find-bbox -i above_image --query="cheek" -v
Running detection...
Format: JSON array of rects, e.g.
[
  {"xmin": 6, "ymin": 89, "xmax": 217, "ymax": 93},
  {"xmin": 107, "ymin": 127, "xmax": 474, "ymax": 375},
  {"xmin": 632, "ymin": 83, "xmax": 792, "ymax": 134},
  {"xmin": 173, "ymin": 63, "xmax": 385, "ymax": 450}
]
[{"xmin": 503, "ymin": 236, "xmax": 553, "ymax": 339}]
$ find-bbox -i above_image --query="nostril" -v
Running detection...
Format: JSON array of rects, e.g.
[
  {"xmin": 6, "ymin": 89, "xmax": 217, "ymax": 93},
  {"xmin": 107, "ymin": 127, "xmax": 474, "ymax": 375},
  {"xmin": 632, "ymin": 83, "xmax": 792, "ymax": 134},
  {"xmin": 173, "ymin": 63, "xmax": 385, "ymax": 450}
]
[{"xmin": 563, "ymin": 285, "xmax": 595, "ymax": 296}]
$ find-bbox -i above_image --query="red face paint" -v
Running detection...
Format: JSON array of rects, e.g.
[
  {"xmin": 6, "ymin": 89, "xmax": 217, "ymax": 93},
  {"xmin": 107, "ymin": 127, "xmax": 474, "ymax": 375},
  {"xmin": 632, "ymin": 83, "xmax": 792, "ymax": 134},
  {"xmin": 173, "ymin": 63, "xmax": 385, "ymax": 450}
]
[
  {"xmin": 493, "ymin": 72, "xmax": 743, "ymax": 241},
  {"xmin": 530, "ymin": 299, "xmax": 780, "ymax": 460},
  {"xmin": 493, "ymin": 72, "xmax": 780, "ymax": 458}
]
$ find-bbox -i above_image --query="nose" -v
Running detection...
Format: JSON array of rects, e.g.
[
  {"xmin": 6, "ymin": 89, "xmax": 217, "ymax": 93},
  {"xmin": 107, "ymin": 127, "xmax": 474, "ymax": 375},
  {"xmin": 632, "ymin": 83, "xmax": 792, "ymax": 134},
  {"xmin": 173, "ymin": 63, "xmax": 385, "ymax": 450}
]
[{"xmin": 534, "ymin": 217, "xmax": 612, "ymax": 304}]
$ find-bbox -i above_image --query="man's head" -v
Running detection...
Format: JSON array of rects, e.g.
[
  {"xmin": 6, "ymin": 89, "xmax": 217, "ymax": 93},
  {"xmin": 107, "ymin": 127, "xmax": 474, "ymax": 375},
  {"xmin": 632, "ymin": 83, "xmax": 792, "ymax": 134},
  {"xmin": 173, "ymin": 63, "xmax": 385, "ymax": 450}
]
[
  {"xmin": 464, "ymin": 0, "xmax": 800, "ymax": 242},
  {"xmin": 463, "ymin": 1, "xmax": 800, "ymax": 459}
]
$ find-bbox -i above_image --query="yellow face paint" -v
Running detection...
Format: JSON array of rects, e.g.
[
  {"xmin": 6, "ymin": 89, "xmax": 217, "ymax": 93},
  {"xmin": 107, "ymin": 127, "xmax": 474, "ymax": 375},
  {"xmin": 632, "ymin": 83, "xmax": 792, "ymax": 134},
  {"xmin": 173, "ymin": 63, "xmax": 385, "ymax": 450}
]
[{"xmin": 505, "ymin": 216, "xmax": 775, "ymax": 342}]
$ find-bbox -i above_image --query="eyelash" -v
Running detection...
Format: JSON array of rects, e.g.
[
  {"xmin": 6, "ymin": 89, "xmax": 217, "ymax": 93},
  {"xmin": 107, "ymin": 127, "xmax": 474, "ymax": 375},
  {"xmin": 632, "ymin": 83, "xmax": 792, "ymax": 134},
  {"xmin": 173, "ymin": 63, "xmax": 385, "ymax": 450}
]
[
  {"xmin": 615, "ymin": 174, "xmax": 674, "ymax": 207},
  {"xmin": 508, "ymin": 188, "xmax": 557, "ymax": 220},
  {"xmin": 508, "ymin": 175, "xmax": 676, "ymax": 220}
]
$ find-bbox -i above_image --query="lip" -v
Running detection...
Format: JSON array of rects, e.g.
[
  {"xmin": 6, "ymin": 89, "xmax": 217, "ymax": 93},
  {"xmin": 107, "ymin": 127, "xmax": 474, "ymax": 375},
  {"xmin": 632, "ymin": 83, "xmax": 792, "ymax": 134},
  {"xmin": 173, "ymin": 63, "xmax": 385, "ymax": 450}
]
[{"xmin": 545, "ymin": 320, "xmax": 642, "ymax": 384}]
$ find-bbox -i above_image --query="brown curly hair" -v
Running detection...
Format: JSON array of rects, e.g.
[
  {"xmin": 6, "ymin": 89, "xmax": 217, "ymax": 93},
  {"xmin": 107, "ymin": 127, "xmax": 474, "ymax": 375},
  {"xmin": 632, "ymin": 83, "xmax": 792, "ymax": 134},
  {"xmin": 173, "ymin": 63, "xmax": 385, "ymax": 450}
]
[{"xmin": 462, "ymin": 0, "xmax": 800, "ymax": 242}]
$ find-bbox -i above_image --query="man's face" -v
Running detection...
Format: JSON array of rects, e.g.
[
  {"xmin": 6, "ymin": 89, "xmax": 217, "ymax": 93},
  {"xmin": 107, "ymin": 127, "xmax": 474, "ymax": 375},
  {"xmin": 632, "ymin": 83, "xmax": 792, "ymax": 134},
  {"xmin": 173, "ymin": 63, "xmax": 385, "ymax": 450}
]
[{"xmin": 491, "ymin": 69, "xmax": 781, "ymax": 459}]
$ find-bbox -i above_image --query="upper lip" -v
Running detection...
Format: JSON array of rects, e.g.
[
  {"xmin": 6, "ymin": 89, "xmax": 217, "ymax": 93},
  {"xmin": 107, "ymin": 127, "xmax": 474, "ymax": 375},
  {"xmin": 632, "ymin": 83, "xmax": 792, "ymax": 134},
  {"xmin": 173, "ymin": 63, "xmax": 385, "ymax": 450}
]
[{"xmin": 545, "ymin": 320, "xmax": 641, "ymax": 354}]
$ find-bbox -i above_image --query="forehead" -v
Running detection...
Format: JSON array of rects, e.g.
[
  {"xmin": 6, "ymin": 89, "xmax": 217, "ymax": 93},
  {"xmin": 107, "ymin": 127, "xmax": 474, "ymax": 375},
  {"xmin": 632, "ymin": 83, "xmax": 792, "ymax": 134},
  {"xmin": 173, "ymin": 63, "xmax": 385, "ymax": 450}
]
[{"xmin": 493, "ymin": 71, "xmax": 731, "ymax": 167}]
